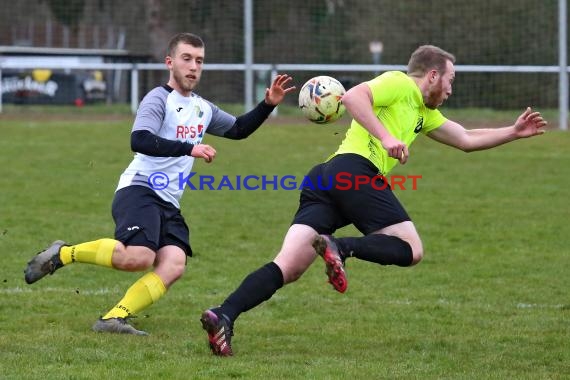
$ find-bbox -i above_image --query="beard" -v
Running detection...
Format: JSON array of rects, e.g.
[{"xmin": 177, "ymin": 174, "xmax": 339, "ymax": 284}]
[
  {"xmin": 425, "ymin": 80, "xmax": 444, "ymax": 109},
  {"xmin": 173, "ymin": 70, "xmax": 197, "ymax": 93},
  {"xmin": 425, "ymin": 101, "xmax": 437, "ymax": 110}
]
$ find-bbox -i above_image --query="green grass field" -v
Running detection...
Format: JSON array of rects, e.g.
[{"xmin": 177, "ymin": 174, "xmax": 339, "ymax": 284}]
[{"xmin": 0, "ymin": 107, "xmax": 568, "ymax": 379}]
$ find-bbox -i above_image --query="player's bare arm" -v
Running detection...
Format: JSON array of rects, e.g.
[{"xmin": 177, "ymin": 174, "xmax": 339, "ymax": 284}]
[
  {"xmin": 427, "ymin": 107, "xmax": 547, "ymax": 152},
  {"xmin": 342, "ymin": 82, "xmax": 409, "ymax": 164},
  {"xmin": 264, "ymin": 74, "xmax": 296, "ymax": 106}
]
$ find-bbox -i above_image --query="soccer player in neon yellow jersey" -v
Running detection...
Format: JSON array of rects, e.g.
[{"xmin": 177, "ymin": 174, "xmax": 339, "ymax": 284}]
[
  {"xmin": 23, "ymin": 33, "xmax": 295, "ymax": 335},
  {"xmin": 201, "ymin": 45, "xmax": 547, "ymax": 356}
]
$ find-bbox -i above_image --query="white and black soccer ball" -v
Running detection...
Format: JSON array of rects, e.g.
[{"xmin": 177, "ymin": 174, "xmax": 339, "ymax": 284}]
[{"xmin": 298, "ymin": 75, "xmax": 346, "ymax": 124}]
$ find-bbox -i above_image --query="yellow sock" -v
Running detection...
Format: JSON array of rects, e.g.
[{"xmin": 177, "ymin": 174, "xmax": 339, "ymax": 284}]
[
  {"xmin": 102, "ymin": 272, "xmax": 167, "ymax": 319},
  {"xmin": 59, "ymin": 238, "xmax": 116, "ymax": 267}
]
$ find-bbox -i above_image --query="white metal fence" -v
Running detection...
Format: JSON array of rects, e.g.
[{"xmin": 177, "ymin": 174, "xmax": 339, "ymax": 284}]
[
  {"xmin": 1, "ymin": 61, "xmax": 568, "ymax": 130},
  {"xmin": 0, "ymin": 0, "xmax": 568, "ymax": 130}
]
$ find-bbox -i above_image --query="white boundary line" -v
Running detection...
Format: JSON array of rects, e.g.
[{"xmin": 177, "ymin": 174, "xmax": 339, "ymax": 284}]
[{"xmin": 2, "ymin": 287, "xmax": 565, "ymax": 309}]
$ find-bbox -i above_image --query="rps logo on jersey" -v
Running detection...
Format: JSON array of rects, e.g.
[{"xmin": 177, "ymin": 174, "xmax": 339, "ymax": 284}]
[{"xmin": 176, "ymin": 124, "xmax": 204, "ymax": 140}]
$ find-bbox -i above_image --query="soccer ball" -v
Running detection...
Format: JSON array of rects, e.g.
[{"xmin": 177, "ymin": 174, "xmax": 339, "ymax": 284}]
[{"xmin": 298, "ymin": 75, "xmax": 346, "ymax": 124}]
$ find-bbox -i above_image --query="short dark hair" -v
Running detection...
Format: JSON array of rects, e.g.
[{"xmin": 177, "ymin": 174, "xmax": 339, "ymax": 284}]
[
  {"xmin": 407, "ymin": 45, "xmax": 455, "ymax": 77},
  {"xmin": 167, "ymin": 33, "xmax": 205, "ymax": 57}
]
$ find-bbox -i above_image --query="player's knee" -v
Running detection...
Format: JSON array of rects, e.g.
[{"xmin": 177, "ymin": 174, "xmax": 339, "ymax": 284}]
[
  {"xmin": 410, "ymin": 247, "xmax": 424, "ymax": 265},
  {"xmin": 282, "ymin": 268, "xmax": 303, "ymax": 284},
  {"xmin": 156, "ymin": 261, "xmax": 186, "ymax": 287},
  {"xmin": 409, "ymin": 240, "xmax": 424, "ymax": 266},
  {"xmin": 115, "ymin": 246, "xmax": 155, "ymax": 271},
  {"xmin": 125, "ymin": 256, "xmax": 155, "ymax": 271},
  {"xmin": 404, "ymin": 237, "xmax": 424, "ymax": 266},
  {"xmin": 273, "ymin": 241, "xmax": 313, "ymax": 284},
  {"xmin": 168, "ymin": 262, "xmax": 186, "ymax": 281},
  {"xmin": 277, "ymin": 262, "xmax": 306, "ymax": 284}
]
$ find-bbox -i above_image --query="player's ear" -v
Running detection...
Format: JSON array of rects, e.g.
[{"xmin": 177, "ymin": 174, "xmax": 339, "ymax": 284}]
[
  {"xmin": 429, "ymin": 69, "xmax": 438, "ymax": 82},
  {"xmin": 165, "ymin": 56, "xmax": 173, "ymax": 68}
]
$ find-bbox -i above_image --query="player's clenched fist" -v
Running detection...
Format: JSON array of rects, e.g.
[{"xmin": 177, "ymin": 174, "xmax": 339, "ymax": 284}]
[{"xmin": 191, "ymin": 143, "xmax": 216, "ymax": 163}]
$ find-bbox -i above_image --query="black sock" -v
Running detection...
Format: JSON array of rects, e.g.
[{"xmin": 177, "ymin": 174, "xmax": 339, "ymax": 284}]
[
  {"xmin": 215, "ymin": 262, "xmax": 284, "ymax": 323},
  {"xmin": 336, "ymin": 234, "xmax": 413, "ymax": 267}
]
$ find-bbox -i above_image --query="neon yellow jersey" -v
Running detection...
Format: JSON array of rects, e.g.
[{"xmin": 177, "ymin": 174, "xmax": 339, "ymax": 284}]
[{"xmin": 332, "ymin": 71, "xmax": 447, "ymax": 175}]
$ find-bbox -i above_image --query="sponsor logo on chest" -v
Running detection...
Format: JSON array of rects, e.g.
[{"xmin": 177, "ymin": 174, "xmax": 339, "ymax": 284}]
[
  {"xmin": 174, "ymin": 104, "xmax": 205, "ymax": 140},
  {"xmin": 414, "ymin": 115, "xmax": 424, "ymax": 133}
]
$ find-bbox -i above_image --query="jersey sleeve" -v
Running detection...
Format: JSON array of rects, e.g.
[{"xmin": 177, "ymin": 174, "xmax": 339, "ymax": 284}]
[
  {"xmin": 203, "ymin": 99, "xmax": 237, "ymax": 137},
  {"xmin": 132, "ymin": 87, "xmax": 167, "ymax": 134},
  {"xmin": 421, "ymin": 109, "xmax": 447, "ymax": 135},
  {"xmin": 365, "ymin": 72, "xmax": 405, "ymax": 107}
]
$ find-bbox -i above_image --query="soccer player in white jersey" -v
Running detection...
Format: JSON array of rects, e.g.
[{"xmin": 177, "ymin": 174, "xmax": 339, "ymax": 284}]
[{"xmin": 24, "ymin": 32, "xmax": 295, "ymax": 335}]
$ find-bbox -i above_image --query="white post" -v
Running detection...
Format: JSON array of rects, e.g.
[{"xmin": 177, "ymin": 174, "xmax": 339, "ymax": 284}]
[
  {"xmin": 559, "ymin": 0, "xmax": 568, "ymax": 130},
  {"xmin": 131, "ymin": 66, "xmax": 139, "ymax": 115},
  {"xmin": 244, "ymin": 0, "xmax": 254, "ymax": 111},
  {"xmin": 0, "ymin": 68, "xmax": 3, "ymax": 114},
  {"xmin": 271, "ymin": 67, "xmax": 278, "ymax": 117}
]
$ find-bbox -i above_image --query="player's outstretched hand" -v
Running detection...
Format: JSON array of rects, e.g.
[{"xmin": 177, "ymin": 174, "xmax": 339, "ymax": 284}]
[
  {"xmin": 191, "ymin": 143, "xmax": 216, "ymax": 163},
  {"xmin": 514, "ymin": 107, "xmax": 548, "ymax": 138},
  {"xmin": 265, "ymin": 74, "xmax": 296, "ymax": 106}
]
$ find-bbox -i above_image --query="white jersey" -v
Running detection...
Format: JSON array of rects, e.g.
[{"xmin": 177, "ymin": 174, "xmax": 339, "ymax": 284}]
[{"xmin": 116, "ymin": 85, "xmax": 236, "ymax": 208}]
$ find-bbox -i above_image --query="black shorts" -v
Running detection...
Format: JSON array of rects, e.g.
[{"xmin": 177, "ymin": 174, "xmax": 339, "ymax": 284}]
[
  {"xmin": 112, "ymin": 185, "xmax": 192, "ymax": 256},
  {"xmin": 291, "ymin": 153, "xmax": 410, "ymax": 235}
]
